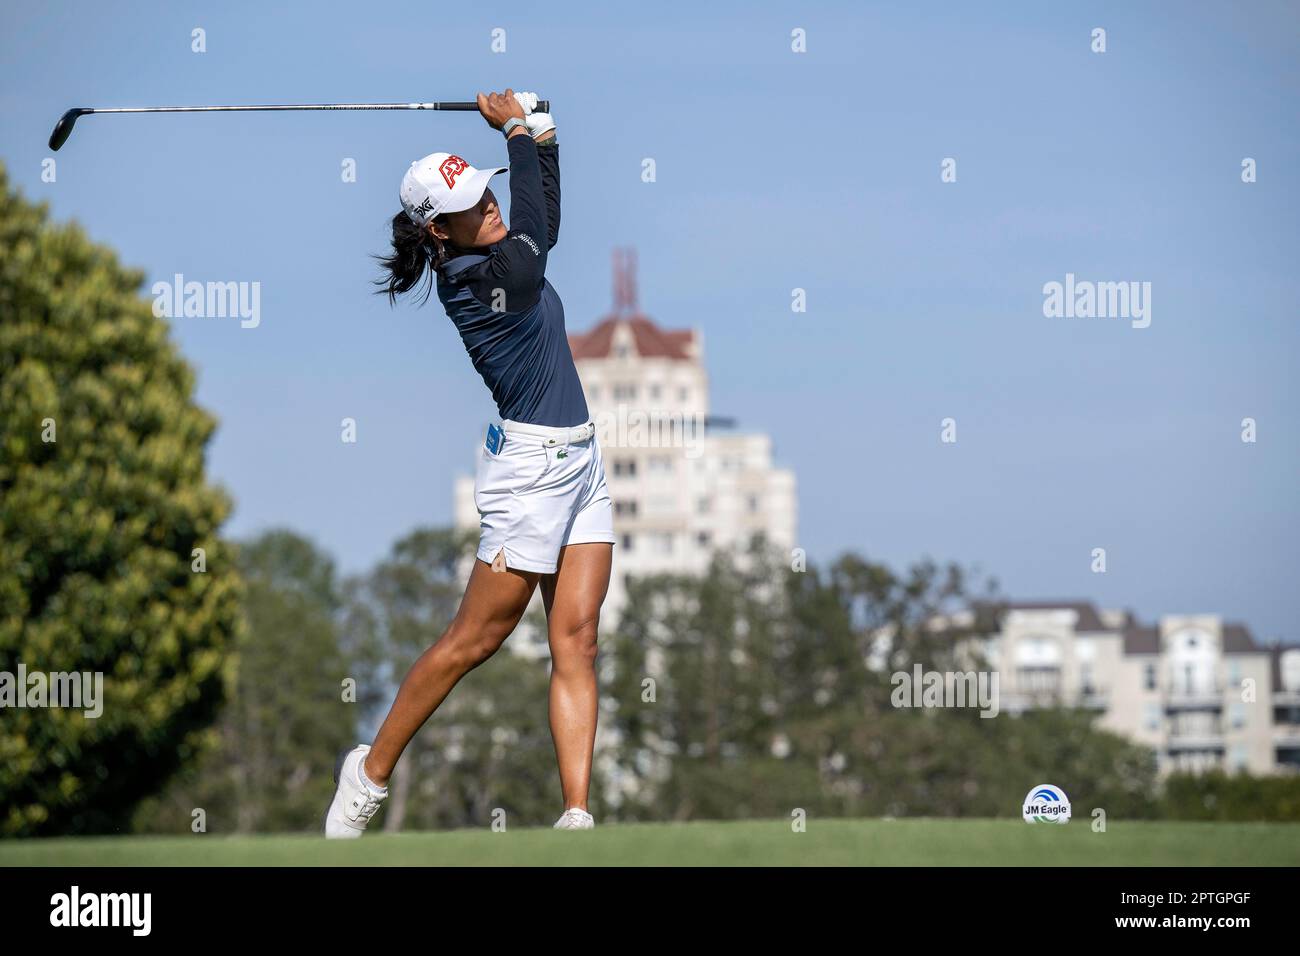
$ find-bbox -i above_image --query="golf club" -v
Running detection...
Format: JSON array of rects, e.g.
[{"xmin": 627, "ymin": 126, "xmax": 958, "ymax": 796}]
[{"xmin": 48, "ymin": 100, "xmax": 551, "ymax": 151}]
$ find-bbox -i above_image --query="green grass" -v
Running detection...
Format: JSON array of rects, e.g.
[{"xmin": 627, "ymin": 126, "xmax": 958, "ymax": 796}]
[{"xmin": 2, "ymin": 818, "xmax": 1298, "ymax": 866}]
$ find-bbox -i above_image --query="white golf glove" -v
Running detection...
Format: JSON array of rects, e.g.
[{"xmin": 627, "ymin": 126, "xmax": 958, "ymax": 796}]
[
  {"xmin": 512, "ymin": 91, "xmax": 539, "ymax": 114},
  {"xmin": 526, "ymin": 111, "xmax": 556, "ymax": 139}
]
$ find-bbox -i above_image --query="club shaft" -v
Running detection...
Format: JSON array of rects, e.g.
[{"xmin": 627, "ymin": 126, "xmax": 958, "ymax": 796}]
[
  {"xmin": 85, "ymin": 101, "xmax": 545, "ymax": 114},
  {"xmin": 48, "ymin": 99, "xmax": 550, "ymax": 150}
]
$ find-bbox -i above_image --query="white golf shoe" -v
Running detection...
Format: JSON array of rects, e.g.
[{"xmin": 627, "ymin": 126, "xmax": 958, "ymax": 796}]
[
  {"xmin": 324, "ymin": 745, "xmax": 388, "ymax": 839},
  {"xmin": 553, "ymin": 807, "xmax": 595, "ymax": 830}
]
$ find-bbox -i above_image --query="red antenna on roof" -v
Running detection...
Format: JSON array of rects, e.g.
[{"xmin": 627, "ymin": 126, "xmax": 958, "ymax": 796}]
[{"xmin": 612, "ymin": 247, "xmax": 638, "ymax": 315}]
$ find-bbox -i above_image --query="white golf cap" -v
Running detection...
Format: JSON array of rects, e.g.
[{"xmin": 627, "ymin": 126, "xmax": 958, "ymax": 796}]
[{"xmin": 400, "ymin": 152, "xmax": 506, "ymax": 228}]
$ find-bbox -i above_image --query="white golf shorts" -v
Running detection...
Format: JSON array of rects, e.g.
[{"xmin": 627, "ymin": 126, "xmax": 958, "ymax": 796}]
[{"xmin": 474, "ymin": 418, "xmax": 616, "ymax": 574}]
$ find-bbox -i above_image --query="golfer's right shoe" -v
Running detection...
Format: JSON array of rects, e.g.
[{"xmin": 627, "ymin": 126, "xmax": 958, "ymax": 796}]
[
  {"xmin": 323, "ymin": 744, "xmax": 388, "ymax": 839},
  {"xmin": 553, "ymin": 808, "xmax": 595, "ymax": 830}
]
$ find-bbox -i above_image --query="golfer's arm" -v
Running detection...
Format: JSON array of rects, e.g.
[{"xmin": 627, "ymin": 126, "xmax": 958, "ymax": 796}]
[
  {"xmin": 471, "ymin": 134, "xmax": 549, "ymax": 312},
  {"xmin": 536, "ymin": 137, "xmax": 560, "ymax": 250},
  {"xmin": 504, "ymin": 133, "xmax": 547, "ymax": 259}
]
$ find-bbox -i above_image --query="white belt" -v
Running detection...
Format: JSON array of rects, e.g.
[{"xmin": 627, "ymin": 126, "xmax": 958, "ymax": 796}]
[{"xmin": 500, "ymin": 418, "xmax": 595, "ymax": 447}]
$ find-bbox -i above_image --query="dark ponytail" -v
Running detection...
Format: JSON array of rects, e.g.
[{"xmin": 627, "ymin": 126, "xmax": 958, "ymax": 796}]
[{"xmin": 374, "ymin": 212, "xmax": 447, "ymax": 305}]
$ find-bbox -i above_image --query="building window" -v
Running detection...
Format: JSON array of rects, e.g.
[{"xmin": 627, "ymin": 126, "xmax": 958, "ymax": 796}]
[
  {"xmin": 612, "ymin": 458, "xmax": 638, "ymax": 477},
  {"xmin": 589, "ymin": 386, "xmax": 601, "ymax": 401},
  {"xmin": 747, "ymin": 494, "xmax": 760, "ymax": 513},
  {"xmin": 1172, "ymin": 711, "xmax": 1219, "ymax": 738},
  {"xmin": 1143, "ymin": 662, "xmax": 1157, "ymax": 691},
  {"xmin": 696, "ymin": 531, "xmax": 712, "ymax": 549},
  {"xmin": 678, "ymin": 386, "xmax": 689, "ymax": 401},
  {"xmin": 1230, "ymin": 746, "xmax": 1248, "ymax": 772},
  {"xmin": 650, "ymin": 383, "xmax": 662, "ymax": 400},
  {"xmin": 1017, "ymin": 667, "xmax": 1062, "ymax": 696},
  {"xmin": 1282, "ymin": 650, "xmax": 1300, "ymax": 692},
  {"xmin": 613, "ymin": 383, "xmax": 637, "ymax": 401},
  {"xmin": 648, "ymin": 455, "xmax": 673, "ymax": 474},
  {"xmin": 614, "ymin": 500, "xmax": 638, "ymax": 518},
  {"xmin": 1230, "ymin": 703, "xmax": 1246, "ymax": 729},
  {"xmin": 697, "ymin": 497, "xmax": 711, "ymax": 514},
  {"xmin": 652, "ymin": 532, "xmax": 673, "ymax": 555},
  {"xmin": 1145, "ymin": 703, "xmax": 1161, "ymax": 731},
  {"xmin": 616, "ymin": 345, "xmax": 630, "ymax": 359},
  {"xmin": 621, "ymin": 534, "xmax": 634, "ymax": 552}
]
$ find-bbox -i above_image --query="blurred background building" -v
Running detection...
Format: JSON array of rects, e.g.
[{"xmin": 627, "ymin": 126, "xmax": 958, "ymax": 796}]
[{"xmin": 945, "ymin": 601, "xmax": 1300, "ymax": 775}]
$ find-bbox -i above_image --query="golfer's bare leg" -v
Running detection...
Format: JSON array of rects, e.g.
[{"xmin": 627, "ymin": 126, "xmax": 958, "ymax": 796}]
[
  {"xmin": 365, "ymin": 558, "xmax": 540, "ymax": 784},
  {"xmin": 540, "ymin": 542, "xmax": 613, "ymax": 812}
]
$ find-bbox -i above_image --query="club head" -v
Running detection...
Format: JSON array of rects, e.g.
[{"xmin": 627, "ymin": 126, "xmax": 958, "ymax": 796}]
[{"xmin": 48, "ymin": 109, "xmax": 87, "ymax": 151}]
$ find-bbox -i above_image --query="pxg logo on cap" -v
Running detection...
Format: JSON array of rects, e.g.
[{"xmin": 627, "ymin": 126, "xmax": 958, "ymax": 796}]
[{"xmin": 1022, "ymin": 784, "xmax": 1071, "ymax": 824}]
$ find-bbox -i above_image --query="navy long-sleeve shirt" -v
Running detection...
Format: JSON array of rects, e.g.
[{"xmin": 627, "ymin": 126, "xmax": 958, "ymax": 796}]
[{"xmin": 435, "ymin": 135, "xmax": 589, "ymax": 428}]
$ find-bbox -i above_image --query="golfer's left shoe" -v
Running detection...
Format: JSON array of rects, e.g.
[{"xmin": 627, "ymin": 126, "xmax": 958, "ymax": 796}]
[
  {"xmin": 553, "ymin": 807, "xmax": 595, "ymax": 830},
  {"xmin": 324, "ymin": 744, "xmax": 388, "ymax": 839}
]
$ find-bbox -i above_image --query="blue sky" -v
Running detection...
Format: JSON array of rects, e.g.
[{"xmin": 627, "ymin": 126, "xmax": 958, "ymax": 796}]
[{"xmin": 2, "ymin": 1, "xmax": 1297, "ymax": 640}]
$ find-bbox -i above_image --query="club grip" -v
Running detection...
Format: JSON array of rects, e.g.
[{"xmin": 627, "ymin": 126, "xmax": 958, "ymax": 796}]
[{"xmin": 436, "ymin": 100, "xmax": 550, "ymax": 112}]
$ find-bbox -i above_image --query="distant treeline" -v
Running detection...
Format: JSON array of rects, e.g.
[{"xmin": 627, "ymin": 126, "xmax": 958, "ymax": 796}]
[{"xmin": 132, "ymin": 529, "xmax": 1300, "ymax": 835}]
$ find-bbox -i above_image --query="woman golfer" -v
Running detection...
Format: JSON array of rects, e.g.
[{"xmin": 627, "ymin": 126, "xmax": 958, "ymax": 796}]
[{"xmin": 325, "ymin": 90, "xmax": 614, "ymax": 835}]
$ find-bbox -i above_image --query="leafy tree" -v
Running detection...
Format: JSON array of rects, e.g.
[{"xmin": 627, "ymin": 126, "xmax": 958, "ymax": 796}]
[
  {"xmin": 604, "ymin": 539, "xmax": 816, "ymax": 820},
  {"xmin": 603, "ymin": 539, "xmax": 1160, "ymax": 823},
  {"xmin": 135, "ymin": 531, "xmax": 354, "ymax": 834},
  {"xmin": 0, "ymin": 164, "xmax": 242, "ymax": 835},
  {"xmin": 1160, "ymin": 771, "xmax": 1300, "ymax": 822}
]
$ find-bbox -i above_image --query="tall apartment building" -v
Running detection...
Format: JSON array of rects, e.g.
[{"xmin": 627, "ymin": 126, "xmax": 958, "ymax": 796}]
[
  {"xmin": 453, "ymin": 249, "xmax": 797, "ymax": 626},
  {"xmin": 952, "ymin": 601, "xmax": 1300, "ymax": 775}
]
